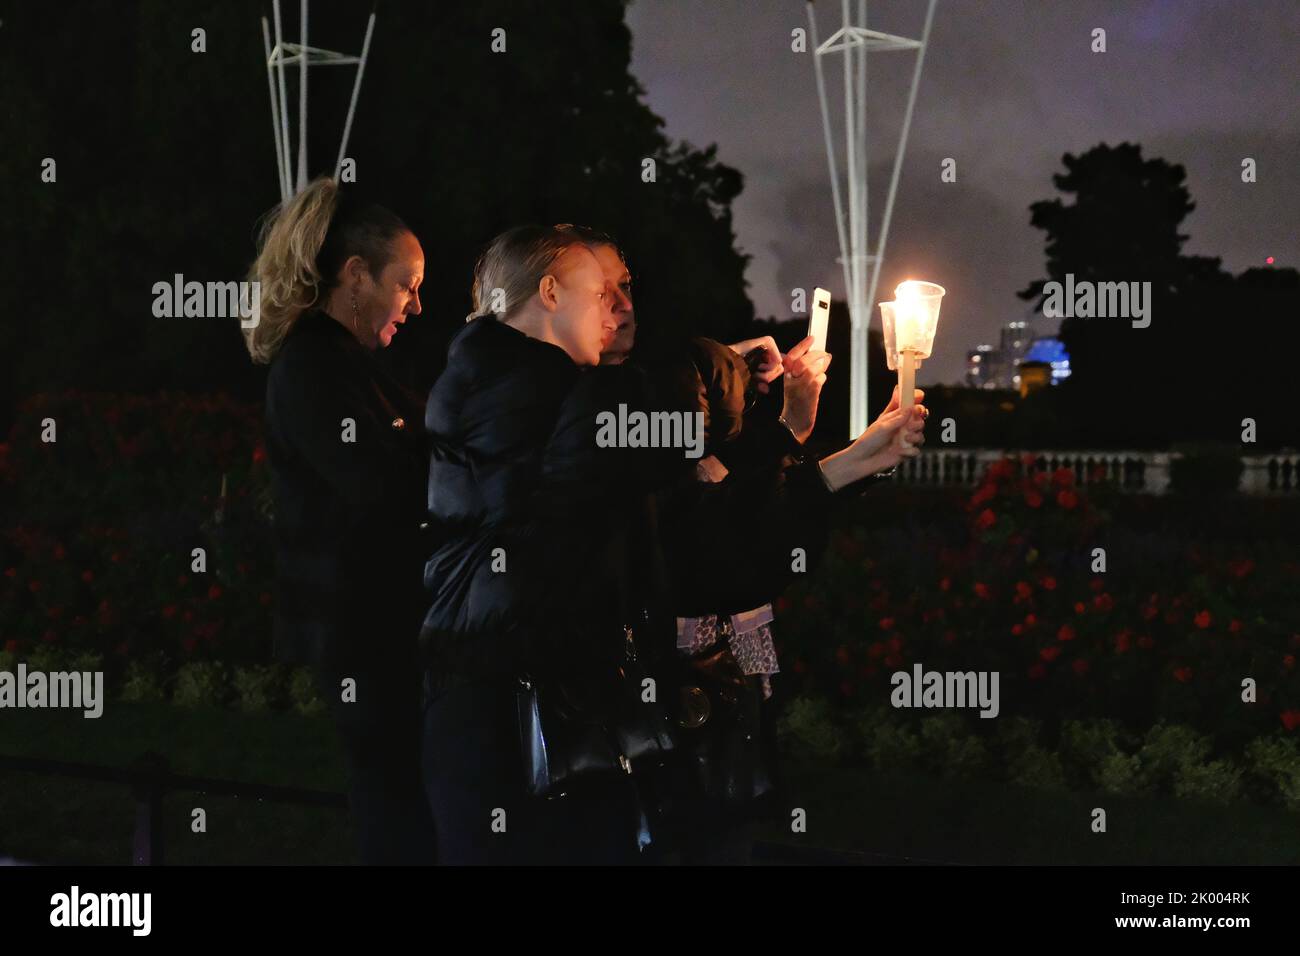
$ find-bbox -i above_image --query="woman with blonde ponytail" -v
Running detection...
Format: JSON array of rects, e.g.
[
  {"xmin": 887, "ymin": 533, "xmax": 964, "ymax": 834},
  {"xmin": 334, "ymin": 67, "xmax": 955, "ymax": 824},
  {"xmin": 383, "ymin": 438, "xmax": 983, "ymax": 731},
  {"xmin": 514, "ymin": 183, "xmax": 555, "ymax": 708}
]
[{"xmin": 250, "ymin": 176, "xmax": 436, "ymax": 864}]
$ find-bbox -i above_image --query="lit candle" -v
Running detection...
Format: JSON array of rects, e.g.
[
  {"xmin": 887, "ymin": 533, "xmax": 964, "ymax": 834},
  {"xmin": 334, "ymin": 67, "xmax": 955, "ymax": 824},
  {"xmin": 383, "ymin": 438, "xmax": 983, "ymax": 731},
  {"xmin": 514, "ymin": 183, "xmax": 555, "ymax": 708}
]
[{"xmin": 880, "ymin": 280, "xmax": 945, "ymax": 412}]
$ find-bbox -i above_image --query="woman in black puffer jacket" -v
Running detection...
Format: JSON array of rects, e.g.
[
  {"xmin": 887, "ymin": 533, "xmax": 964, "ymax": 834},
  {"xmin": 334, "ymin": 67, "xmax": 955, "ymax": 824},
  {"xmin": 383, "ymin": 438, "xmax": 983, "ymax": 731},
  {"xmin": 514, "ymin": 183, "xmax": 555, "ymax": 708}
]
[{"xmin": 419, "ymin": 226, "xmax": 928, "ymax": 865}]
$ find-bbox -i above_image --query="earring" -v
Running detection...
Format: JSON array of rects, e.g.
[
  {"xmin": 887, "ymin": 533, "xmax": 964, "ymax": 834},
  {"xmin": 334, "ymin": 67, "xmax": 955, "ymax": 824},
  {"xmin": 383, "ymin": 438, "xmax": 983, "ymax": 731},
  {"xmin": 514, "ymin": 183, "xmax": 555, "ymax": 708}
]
[{"xmin": 350, "ymin": 291, "xmax": 360, "ymax": 334}]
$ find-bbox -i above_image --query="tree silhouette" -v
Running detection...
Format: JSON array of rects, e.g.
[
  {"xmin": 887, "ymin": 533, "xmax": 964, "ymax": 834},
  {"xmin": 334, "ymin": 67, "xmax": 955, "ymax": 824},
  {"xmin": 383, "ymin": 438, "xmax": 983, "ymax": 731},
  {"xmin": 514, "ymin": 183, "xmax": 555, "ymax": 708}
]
[
  {"xmin": 1019, "ymin": 143, "xmax": 1298, "ymax": 449},
  {"xmin": 0, "ymin": 0, "xmax": 753, "ymax": 425}
]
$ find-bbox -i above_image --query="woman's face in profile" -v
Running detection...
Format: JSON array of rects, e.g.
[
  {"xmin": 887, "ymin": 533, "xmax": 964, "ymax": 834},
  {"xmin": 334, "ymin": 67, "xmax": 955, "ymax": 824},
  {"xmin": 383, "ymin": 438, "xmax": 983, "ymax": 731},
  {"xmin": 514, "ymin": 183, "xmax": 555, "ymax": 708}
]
[
  {"xmin": 549, "ymin": 245, "xmax": 618, "ymax": 366},
  {"xmin": 358, "ymin": 231, "xmax": 424, "ymax": 348}
]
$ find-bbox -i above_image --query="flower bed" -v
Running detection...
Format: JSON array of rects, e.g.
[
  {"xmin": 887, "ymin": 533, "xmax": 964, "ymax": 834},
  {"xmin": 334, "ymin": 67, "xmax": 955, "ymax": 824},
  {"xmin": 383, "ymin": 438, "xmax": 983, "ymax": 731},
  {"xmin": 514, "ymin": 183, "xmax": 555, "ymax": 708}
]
[
  {"xmin": 1, "ymin": 391, "xmax": 275, "ymax": 670},
  {"xmin": 772, "ymin": 454, "xmax": 1300, "ymax": 810}
]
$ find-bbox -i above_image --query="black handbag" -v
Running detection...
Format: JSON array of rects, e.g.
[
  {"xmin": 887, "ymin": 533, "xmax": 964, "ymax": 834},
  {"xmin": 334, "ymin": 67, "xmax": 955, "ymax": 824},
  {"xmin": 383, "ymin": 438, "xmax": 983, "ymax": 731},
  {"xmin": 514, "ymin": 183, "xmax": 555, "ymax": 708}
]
[
  {"xmin": 673, "ymin": 639, "xmax": 773, "ymax": 807},
  {"xmin": 515, "ymin": 528, "xmax": 677, "ymax": 799}
]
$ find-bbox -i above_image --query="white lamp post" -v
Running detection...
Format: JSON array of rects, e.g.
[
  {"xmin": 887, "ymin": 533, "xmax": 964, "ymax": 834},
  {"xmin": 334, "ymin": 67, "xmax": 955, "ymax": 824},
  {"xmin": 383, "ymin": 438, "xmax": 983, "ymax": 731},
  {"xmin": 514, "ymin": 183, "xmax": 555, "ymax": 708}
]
[
  {"xmin": 261, "ymin": 1, "xmax": 377, "ymax": 202},
  {"xmin": 807, "ymin": 0, "xmax": 939, "ymax": 437}
]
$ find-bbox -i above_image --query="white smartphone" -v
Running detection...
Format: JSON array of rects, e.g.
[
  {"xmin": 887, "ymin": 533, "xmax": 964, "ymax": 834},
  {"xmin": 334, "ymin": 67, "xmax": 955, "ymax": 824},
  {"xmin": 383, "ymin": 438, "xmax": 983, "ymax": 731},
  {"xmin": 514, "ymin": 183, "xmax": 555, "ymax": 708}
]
[{"xmin": 808, "ymin": 287, "xmax": 831, "ymax": 352}]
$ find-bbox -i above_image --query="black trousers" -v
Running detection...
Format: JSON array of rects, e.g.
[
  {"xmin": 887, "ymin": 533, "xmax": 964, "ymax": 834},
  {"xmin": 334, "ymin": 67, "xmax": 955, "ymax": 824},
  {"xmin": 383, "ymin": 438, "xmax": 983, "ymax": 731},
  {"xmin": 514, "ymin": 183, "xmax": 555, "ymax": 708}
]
[
  {"xmin": 318, "ymin": 660, "xmax": 439, "ymax": 865},
  {"xmin": 419, "ymin": 673, "xmax": 645, "ymax": 865}
]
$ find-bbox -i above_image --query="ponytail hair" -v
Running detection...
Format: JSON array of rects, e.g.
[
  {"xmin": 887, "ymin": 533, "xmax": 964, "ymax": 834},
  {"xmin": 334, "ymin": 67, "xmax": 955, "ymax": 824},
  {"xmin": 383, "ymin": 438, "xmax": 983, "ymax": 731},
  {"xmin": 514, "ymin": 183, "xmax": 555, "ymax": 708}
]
[{"xmin": 244, "ymin": 176, "xmax": 409, "ymax": 364}]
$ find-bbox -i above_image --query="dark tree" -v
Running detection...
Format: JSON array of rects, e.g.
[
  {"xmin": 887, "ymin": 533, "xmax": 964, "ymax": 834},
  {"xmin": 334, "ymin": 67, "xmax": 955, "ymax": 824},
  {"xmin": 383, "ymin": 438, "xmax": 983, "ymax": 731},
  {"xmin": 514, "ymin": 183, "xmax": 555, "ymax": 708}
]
[
  {"xmin": 1018, "ymin": 143, "xmax": 1299, "ymax": 449},
  {"xmin": 0, "ymin": 0, "xmax": 753, "ymax": 424}
]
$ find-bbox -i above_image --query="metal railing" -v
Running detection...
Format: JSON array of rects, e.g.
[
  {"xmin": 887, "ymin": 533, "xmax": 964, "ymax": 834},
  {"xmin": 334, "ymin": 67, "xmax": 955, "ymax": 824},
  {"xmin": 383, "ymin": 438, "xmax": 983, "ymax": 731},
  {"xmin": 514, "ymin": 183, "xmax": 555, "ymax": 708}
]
[
  {"xmin": 886, "ymin": 449, "xmax": 1300, "ymax": 496},
  {"xmin": 0, "ymin": 752, "xmax": 346, "ymax": 865}
]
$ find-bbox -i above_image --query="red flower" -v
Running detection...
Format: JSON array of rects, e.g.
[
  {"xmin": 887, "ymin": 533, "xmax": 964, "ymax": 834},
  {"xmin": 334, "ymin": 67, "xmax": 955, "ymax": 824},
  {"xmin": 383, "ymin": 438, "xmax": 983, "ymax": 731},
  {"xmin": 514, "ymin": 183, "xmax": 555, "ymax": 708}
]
[
  {"xmin": 939, "ymin": 577, "xmax": 951, "ymax": 592},
  {"xmin": 1074, "ymin": 601, "xmax": 1086, "ymax": 615},
  {"xmin": 976, "ymin": 508, "xmax": 997, "ymax": 530},
  {"xmin": 1056, "ymin": 489, "xmax": 1078, "ymax": 510},
  {"xmin": 774, "ymin": 596, "xmax": 791, "ymax": 614},
  {"xmin": 1173, "ymin": 666, "xmax": 1193, "ymax": 683},
  {"xmin": 970, "ymin": 485, "xmax": 996, "ymax": 508},
  {"xmin": 1281, "ymin": 710, "xmax": 1300, "ymax": 732},
  {"xmin": 1041, "ymin": 576, "xmax": 1057, "ymax": 591},
  {"xmin": 1011, "ymin": 624, "xmax": 1024, "ymax": 636},
  {"xmin": 1230, "ymin": 558, "xmax": 1255, "ymax": 579},
  {"xmin": 28, "ymin": 580, "xmax": 41, "ymax": 593},
  {"xmin": 973, "ymin": 582, "xmax": 991, "ymax": 600},
  {"xmin": 252, "ymin": 444, "xmax": 267, "ymax": 465},
  {"xmin": 110, "ymin": 552, "xmax": 122, "ymax": 564},
  {"xmin": 834, "ymin": 645, "xmax": 852, "ymax": 666},
  {"xmin": 883, "ymin": 654, "xmax": 902, "ymax": 669},
  {"xmin": 988, "ymin": 459, "xmax": 1015, "ymax": 481},
  {"xmin": 878, "ymin": 617, "xmax": 895, "ymax": 631},
  {"xmin": 3, "ymin": 639, "xmax": 18, "ymax": 653},
  {"xmin": 1015, "ymin": 581, "xmax": 1033, "ymax": 600},
  {"xmin": 1024, "ymin": 613, "xmax": 1038, "ymax": 628},
  {"xmin": 1115, "ymin": 632, "xmax": 1132, "ymax": 654},
  {"xmin": 1142, "ymin": 604, "xmax": 1159, "ymax": 621},
  {"xmin": 1089, "ymin": 578, "xmax": 1105, "ymax": 592},
  {"xmin": 1024, "ymin": 490, "xmax": 1043, "ymax": 509},
  {"xmin": 208, "ymin": 584, "xmax": 223, "ymax": 601},
  {"xmin": 1093, "ymin": 593, "xmax": 1114, "ymax": 612},
  {"xmin": 1027, "ymin": 663, "xmax": 1046, "ymax": 680},
  {"xmin": 161, "ymin": 604, "xmax": 178, "ymax": 620},
  {"xmin": 1194, "ymin": 610, "xmax": 1212, "ymax": 629},
  {"xmin": 887, "ymin": 636, "xmax": 903, "ymax": 654},
  {"xmin": 1072, "ymin": 658, "xmax": 1090, "ymax": 676},
  {"xmin": 1039, "ymin": 646, "xmax": 1062, "ymax": 661},
  {"xmin": 1057, "ymin": 624, "xmax": 1076, "ymax": 642},
  {"xmin": 1137, "ymin": 635, "xmax": 1155, "ymax": 650},
  {"xmin": 942, "ymin": 629, "xmax": 957, "ymax": 645},
  {"xmin": 1228, "ymin": 619, "xmax": 1242, "ymax": 634},
  {"xmin": 52, "ymin": 544, "xmax": 66, "ymax": 560},
  {"xmin": 3, "ymin": 567, "xmax": 15, "ymax": 579},
  {"xmin": 1283, "ymin": 655, "xmax": 1295, "ymax": 671},
  {"xmin": 867, "ymin": 641, "xmax": 884, "ymax": 659},
  {"xmin": 81, "ymin": 570, "xmax": 94, "ymax": 583},
  {"xmin": 1052, "ymin": 467, "xmax": 1075, "ymax": 489}
]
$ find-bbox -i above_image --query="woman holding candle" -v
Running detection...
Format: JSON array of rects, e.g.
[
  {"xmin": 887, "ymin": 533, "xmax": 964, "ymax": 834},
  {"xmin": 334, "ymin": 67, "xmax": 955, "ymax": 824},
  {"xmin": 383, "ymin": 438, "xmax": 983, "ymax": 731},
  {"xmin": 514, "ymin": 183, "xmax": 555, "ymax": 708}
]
[{"xmin": 417, "ymin": 223, "xmax": 927, "ymax": 863}]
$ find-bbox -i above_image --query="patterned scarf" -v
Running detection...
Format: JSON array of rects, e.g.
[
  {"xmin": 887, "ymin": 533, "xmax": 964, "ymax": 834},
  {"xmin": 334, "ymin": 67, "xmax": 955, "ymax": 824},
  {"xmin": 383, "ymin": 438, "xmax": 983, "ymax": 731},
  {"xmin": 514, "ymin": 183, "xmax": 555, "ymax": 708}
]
[{"xmin": 675, "ymin": 455, "xmax": 781, "ymax": 699}]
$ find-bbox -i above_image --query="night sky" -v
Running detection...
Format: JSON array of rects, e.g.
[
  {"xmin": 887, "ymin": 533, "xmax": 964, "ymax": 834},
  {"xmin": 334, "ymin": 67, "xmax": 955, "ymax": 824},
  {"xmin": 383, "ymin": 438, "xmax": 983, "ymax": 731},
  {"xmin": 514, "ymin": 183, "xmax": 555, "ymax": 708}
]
[{"xmin": 626, "ymin": 0, "xmax": 1299, "ymax": 385}]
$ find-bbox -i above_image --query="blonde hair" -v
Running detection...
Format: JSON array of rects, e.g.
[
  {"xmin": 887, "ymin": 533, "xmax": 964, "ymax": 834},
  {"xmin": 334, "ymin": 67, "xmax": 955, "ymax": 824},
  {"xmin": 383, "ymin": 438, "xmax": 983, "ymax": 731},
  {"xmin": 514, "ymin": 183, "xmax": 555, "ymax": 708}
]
[
  {"xmin": 468, "ymin": 225, "xmax": 590, "ymax": 322},
  {"xmin": 244, "ymin": 176, "xmax": 409, "ymax": 363}
]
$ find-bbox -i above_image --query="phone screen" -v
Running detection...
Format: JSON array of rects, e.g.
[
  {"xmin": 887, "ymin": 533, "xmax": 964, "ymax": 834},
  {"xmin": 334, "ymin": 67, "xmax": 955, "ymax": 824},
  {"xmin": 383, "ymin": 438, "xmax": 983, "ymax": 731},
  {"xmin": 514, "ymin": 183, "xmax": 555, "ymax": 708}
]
[{"xmin": 809, "ymin": 287, "xmax": 831, "ymax": 352}]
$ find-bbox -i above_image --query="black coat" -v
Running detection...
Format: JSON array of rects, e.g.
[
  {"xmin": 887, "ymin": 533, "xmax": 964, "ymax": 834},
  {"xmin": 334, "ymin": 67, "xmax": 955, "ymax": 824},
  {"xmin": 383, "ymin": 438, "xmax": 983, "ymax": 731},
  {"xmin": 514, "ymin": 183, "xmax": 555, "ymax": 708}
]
[
  {"xmin": 264, "ymin": 310, "xmax": 430, "ymax": 671},
  {"xmin": 418, "ymin": 318, "xmax": 860, "ymax": 682}
]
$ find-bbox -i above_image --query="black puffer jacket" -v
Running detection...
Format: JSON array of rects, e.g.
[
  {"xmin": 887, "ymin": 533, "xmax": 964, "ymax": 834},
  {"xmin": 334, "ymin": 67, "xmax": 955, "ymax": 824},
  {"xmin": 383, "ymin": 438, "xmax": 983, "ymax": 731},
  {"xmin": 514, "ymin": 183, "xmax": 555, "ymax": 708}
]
[
  {"xmin": 419, "ymin": 320, "xmax": 853, "ymax": 681},
  {"xmin": 420, "ymin": 319, "xmax": 677, "ymax": 681}
]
